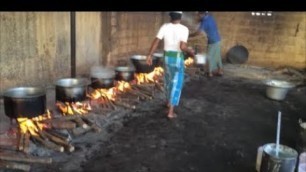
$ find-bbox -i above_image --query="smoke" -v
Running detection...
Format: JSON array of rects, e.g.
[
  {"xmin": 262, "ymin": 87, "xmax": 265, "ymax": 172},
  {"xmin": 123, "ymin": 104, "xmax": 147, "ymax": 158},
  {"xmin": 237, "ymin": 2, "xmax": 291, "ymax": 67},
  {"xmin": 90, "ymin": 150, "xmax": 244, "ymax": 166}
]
[{"xmin": 90, "ymin": 66, "xmax": 115, "ymax": 78}]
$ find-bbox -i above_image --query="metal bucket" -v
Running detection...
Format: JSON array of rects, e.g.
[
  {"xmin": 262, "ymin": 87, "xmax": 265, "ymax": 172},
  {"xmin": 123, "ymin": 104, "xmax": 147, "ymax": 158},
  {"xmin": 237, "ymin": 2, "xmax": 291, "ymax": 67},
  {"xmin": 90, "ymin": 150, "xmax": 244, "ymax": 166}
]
[
  {"xmin": 265, "ymin": 80, "xmax": 295, "ymax": 101},
  {"xmin": 260, "ymin": 143, "xmax": 298, "ymax": 172}
]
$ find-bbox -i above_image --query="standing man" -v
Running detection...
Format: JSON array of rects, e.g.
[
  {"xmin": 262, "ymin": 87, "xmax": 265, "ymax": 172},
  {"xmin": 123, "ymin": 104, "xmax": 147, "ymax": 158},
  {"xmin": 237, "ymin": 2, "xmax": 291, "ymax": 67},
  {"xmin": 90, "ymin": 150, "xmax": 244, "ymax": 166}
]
[
  {"xmin": 189, "ymin": 11, "xmax": 223, "ymax": 78},
  {"xmin": 146, "ymin": 11, "xmax": 194, "ymax": 119}
]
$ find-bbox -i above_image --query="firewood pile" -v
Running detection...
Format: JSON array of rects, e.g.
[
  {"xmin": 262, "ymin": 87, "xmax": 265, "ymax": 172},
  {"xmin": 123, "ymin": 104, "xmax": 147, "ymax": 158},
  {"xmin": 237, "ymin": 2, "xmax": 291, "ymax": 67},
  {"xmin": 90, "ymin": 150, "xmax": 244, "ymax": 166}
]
[
  {"xmin": 89, "ymin": 82, "xmax": 165, "ymax": 112},
  {"xmin": 0, "ymin": 79, "xmax": 165, "ymax": 171}
]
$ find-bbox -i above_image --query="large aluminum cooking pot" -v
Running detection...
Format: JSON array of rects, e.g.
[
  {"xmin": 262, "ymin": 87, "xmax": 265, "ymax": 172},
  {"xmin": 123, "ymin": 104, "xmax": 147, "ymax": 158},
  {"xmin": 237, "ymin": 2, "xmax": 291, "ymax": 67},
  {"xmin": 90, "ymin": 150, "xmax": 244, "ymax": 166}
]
[
  {"xmin": 264, "ymin": 79, "xmax": 295, "ymax": 101},
  {"xmin": 130, "ymin": 55, "xmax": 158, "ymax": 73},
  {"xmin": 3, "ymin": 87, "xmax": 46, "ymax": 118},
  {"xmin": 115, "ymin": 66, "xmax": 135, "ymax": 82},
  {"xmin": 55, "ymin": 78, "xmax": 89, "ymax": 102}
]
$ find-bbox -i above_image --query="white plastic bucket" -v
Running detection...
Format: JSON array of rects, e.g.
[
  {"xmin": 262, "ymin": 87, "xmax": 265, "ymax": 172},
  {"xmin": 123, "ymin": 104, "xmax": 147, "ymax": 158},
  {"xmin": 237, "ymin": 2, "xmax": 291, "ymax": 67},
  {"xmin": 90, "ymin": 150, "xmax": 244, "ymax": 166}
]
[{"xmin": 194, "ymin": 54, "xmax": 206, "ymax": 65}]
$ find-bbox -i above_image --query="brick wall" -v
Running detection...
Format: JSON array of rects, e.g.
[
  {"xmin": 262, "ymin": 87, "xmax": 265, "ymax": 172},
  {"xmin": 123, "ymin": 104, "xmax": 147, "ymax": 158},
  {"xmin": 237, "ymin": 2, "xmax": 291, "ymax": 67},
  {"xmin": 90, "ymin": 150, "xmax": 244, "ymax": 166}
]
[
  {"xmin": 187, "ymin": 12, "xmax": 306, "ymax": 69},
  {"xmin": 103, "ymin": 12, "xmax": 164, "ymax": 66}
]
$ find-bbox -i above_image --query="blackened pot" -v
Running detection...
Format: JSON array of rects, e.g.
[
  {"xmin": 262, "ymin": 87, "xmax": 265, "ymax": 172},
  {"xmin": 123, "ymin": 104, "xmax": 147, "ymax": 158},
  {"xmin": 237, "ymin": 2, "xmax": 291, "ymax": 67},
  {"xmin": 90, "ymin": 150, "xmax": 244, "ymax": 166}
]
[
  {"xmin": 3, "ymin": 87, "xmax": 46, "ymax": 118},
  {"xmin": 130, "ymin": 55, "xmax": 158, "ymax": 73},
  {"xmin": 55, "ymin": 78, "xmax": 89, "ymax": 102},
  {"xmin": 115, "ymin": 66, "xmax": 135, "ymax": 82},
  {"xmin": 91, "ymin": 77, "xmax": 115, "ymax": 89},
  {"xmin": 153, "ymin": 53, "xmax": 164, "ymax": 67}
]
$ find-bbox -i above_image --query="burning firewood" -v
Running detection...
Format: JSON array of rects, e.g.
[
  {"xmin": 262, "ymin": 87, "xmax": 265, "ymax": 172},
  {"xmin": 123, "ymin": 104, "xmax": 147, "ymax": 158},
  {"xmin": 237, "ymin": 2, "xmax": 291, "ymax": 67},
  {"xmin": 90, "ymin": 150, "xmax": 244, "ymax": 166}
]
[
  {"xmin": 56, "ymin": 101, "xmax": 91, "ymax": 116},
  {"xmin": 0, "ymin": 160, "xmax": 31, "ymax": 172},
  {"xmin": 0, "ymin": 151, "xmax": 52, "ymax": 164}
]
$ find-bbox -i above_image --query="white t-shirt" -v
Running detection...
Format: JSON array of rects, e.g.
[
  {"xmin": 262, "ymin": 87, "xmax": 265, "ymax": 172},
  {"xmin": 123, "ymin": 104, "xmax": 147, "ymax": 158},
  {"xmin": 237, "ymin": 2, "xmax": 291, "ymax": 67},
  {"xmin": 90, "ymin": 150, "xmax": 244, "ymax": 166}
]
[{"xmin": 156, "ymin": 23, "xmax": 189, "ymax": 52}]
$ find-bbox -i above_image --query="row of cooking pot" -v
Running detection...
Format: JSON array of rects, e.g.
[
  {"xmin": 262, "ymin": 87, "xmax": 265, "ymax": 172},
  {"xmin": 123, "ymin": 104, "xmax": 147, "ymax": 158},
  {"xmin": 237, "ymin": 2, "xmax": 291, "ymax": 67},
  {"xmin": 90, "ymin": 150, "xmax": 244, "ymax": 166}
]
[{"xmin": 2, "ymin": 54, "xmax": 164, "ymax": 119}]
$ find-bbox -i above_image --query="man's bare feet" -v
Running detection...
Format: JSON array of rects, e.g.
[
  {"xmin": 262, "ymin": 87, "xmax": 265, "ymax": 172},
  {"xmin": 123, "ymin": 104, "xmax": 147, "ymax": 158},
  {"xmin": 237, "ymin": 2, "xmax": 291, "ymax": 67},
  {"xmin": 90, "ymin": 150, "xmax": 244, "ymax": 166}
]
[
  {"xmin": 207, "ymin": 72, "xmax": 213, "ymax": 78},
  {"xmin": 167, "ymin": 112, "xmax": 177, "ymax": 119}
]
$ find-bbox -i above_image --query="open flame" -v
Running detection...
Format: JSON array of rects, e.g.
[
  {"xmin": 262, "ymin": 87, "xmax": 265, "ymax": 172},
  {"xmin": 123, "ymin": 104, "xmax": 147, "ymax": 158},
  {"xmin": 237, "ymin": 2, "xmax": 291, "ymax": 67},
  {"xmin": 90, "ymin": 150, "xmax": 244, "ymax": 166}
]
[
  {"xmin": 135, "ymin": 67, "xmax": 164, "ymax": 85},
  {"xmin": 184, "ymin": 57, "xmax": 194, "ymax": 67},
  {"xmin": 89, "ymin": 88, "xmax": 116, "ymax": 101},
  {"xmin": 88, "ymin": 81, "xmax": 132, "ymax": 101},
  {"xmin": 17, "ymin": 110, "xmax": 52, "ymax": 136},
  {"xmin": 116, "ymin": 81, "xmax": 131, "ymax": 92},
  {"xmin": 56, "ymin": 102, "xmax": 92, "ymax": 116}
]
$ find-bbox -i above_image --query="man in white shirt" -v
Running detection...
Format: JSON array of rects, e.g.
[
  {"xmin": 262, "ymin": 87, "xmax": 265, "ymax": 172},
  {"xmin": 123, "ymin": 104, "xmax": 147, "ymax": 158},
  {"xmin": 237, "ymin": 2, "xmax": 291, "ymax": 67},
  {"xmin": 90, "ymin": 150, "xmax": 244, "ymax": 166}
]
[{"xmin": 146, "ymin": 11, "xmax": 194, "ymax": 119}]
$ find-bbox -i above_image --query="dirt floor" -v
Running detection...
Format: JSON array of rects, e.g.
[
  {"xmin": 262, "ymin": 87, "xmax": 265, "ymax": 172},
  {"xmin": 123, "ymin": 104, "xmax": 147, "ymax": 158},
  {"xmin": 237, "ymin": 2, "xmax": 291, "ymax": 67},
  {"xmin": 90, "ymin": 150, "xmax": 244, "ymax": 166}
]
[
  {"xmin": 80, "ymin": 73, "xmax": 306, "ymax": 172},
  {"xmin": 1, "ymin": 64, "xmax": 306, "ymax": 172}
]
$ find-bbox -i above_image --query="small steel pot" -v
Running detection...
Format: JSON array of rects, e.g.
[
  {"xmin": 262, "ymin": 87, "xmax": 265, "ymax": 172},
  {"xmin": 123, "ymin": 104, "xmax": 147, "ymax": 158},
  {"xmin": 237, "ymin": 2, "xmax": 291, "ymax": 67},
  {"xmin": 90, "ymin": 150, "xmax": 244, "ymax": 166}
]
[
  {"xmin": 91, "ymin": 77, "xmax": 115, "ymax": 89},
  {"xmin": 260, "ymin": 143, "xmax": 298, "ymax": 172},
  {"xmin": 115, "ymin": 66, "xmax": 135, "ymax": 82},
  {"xmin": 130, "ymin": 55, "xmax": 158, "ymax": 73},
  {"xmin": 3, "ymin": 87, "xmax": 46, "ymax": 118},
  {"xmin": 55, "ymin": 78, "xmax": 89, "ymax": 102}
]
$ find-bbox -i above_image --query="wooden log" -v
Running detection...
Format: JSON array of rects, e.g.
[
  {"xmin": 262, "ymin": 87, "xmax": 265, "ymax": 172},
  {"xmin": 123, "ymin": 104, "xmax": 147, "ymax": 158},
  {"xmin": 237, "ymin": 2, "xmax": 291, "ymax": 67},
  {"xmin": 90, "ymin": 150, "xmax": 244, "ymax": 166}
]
[
  {"xmin": 101, "ymin": 96, "xmax": 110, "ymax": 109},
  {"xmin": 48, "ymin": 120, "xmax": 77, "ymax": 129},
  {"xmin": 136, "ymin": 83, "xmax": 156, "ymax": 87},
  {"xmin": 41, "ymin": 131, "xmax": 70, "ymax": 147},
  {"xmin": 32, "ymin": 135, "xmax": 64, "ymax": 153},
  {"xmin": 42, "ymin": 130, "xmax": 74, "ymax": 153},
  {"xmin": 71, "ymin": 126, "xmax": 92, "ymax": 136},
  {"xmin": 18, "ymin": 132, "xmax": 25, "ymax": 151},
  {"xmin": 155, "ymin": 82, "xmax": 164, "ymax": 92},
  {"xmin": 64, "ymin": 144, "xmax": 75, "ymax": 152},
  {"xmin": 44, "ymin": 129, "xmax": 71, "ymax": 142},
  {"xmin": 135, "ymin": 89, "xmax": 153, "ymax": 97},
  {"xmin": 0, "ymin": 152, "xmax": 52, "ymax": 164},
  {"xmin": 114, "ymin": 100, "xmax": 136, "ymax": 110},
  {"xmin": 133, "ymin": 85, "xmax": 154, "ymax": 96},
  {"xmin": 135, "ymin": 90, "xmax": 152, "ymax": 100},
  {"xmin": 102, "ymin": 96, "xmax": 116, "ymax": 110},
  {"xmin": 117, "ymin": 97, "xmax": 140, "ymax": 104},
  {"xmin": 0, "ymin": 137, "xmax": 18, "ymax": 150},
  {"xmin": 81, "ymin": 117, "xmax": 102, "ymax": 133},
  {"xmin": 127, "ymin": 90, "xmax": 146, "ymax": 100},
  {"xmin": 0, "ymin": 160, "xmax": 31, "ymax": 172},
  {"xmin": 23, "ymin": 132, "xmax": 30, "ymax": 154},
  {"xmin": 73, "ymin": 117, "xmax": 89, "ymax": 129},
  {"xmin": 42, "ymin": 115, "xmax": 83, "ymax": 123}
]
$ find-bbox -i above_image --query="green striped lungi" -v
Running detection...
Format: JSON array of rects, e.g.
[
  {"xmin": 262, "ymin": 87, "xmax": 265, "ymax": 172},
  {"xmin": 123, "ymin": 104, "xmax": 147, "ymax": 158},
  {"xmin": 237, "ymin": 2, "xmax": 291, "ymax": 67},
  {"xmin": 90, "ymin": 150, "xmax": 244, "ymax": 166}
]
[
  {"xmin": 207, "ymin": 41, "xmax": 222, "ymax": 73},
  {"xmin": 163, "ymin": 51, "xmax": 185, "ymax": 106}
]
